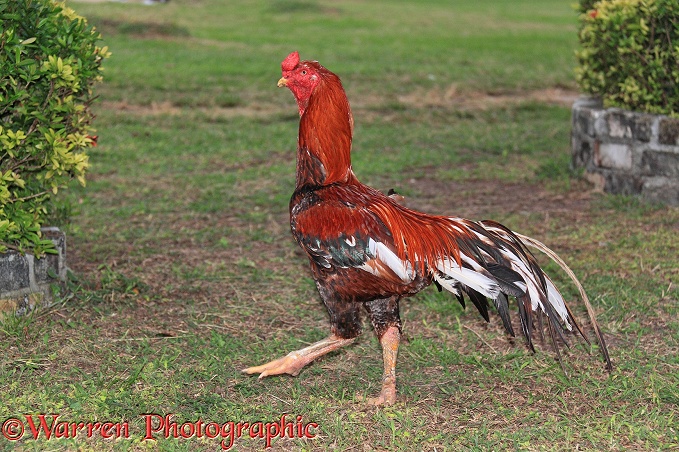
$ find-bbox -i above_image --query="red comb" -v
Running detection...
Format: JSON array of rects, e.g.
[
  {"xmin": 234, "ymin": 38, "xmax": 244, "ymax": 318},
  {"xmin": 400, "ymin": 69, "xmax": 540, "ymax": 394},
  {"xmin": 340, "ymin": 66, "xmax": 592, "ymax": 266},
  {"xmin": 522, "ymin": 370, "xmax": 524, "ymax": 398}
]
[{"xmin": 281, "ymin": 51, "xmax": 300, "ymax": 71}]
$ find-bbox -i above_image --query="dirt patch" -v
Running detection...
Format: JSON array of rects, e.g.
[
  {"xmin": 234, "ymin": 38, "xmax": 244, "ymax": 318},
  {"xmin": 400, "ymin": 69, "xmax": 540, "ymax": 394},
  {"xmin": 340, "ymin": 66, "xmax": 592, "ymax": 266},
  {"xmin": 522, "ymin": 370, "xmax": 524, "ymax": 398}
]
[{"xmin": 396, "ymin": 86, "xmax": 581, "ymax": 110}]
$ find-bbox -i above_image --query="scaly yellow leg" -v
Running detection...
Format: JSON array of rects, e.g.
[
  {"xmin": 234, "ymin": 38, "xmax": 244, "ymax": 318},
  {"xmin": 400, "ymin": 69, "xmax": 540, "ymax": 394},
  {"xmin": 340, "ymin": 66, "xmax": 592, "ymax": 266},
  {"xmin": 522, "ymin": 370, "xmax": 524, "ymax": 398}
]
[{"xmin": 367, "ymin": 325, "xmax": 400, "ymax": 406}]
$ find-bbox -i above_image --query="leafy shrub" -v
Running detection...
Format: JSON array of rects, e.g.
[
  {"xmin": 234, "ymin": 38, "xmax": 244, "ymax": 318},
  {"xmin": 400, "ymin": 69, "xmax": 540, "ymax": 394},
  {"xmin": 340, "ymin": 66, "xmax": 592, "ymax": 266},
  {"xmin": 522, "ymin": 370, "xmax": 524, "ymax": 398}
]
[
  {"xmin": 575, "ymin": 0, "xmax": 679, "ymax": 116},
  {"xmin": 576, "ymin": 0, "xmax": 600, "ymax": 14},
  {"xmin": 0, "ymin": 0, "xmax": 109, "ymax": 255}
]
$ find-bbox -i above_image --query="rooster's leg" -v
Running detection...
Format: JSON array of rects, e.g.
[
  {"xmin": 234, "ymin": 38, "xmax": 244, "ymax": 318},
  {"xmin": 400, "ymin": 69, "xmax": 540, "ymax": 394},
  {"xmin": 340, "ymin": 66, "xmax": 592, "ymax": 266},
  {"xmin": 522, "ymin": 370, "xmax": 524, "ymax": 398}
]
[
  {"xmin": 242, "ymin": 335, "xmax": 355, "ymax": 378},
  {"xmin": 364, "ymin": 296, "xmax": 402, "ymax": 405},
  {"xmin": 367, "ymin": 325, "xmax": 400, "ymax": 406}
]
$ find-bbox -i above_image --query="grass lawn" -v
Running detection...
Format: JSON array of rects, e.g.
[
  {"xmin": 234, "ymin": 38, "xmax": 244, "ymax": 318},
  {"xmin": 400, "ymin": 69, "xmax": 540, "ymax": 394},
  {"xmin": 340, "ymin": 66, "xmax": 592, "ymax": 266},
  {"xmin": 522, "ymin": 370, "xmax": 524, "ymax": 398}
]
[{"xmin": 1, "ymin": 0, "xmax": 678, "ymax": 450}]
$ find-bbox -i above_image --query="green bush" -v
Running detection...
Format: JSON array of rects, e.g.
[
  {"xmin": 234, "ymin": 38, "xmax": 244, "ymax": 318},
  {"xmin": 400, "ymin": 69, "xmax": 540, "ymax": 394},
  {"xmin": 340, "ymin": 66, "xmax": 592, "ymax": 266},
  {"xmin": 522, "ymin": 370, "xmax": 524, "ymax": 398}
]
[
  {"xmin": 0, "ymin": 0, "xmax": 109, "ymax": 255},
  {"xmin": 575, "ymin": 0, "xmax": 679, "ymax": 116},
  {"xmin": 576, "ymin": 0, "xmax": 600, "ymax": 14}
]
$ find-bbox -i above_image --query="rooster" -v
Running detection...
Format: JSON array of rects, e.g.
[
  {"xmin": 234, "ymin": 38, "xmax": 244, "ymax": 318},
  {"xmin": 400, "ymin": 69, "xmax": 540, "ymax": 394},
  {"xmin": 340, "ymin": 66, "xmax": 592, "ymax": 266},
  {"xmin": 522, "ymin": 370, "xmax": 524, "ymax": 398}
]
[{"xmin": 243, "ymin": 52, "xmax": 611, "ymax": 405}]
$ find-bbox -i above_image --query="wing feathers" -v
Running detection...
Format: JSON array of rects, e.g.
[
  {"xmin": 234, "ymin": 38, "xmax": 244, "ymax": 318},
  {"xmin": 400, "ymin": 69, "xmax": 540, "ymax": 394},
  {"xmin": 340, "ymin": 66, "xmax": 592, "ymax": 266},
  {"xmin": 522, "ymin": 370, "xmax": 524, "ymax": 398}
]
[{"xmin": 362, "ymin": 238, "xmax": 415, "ymax": 282}]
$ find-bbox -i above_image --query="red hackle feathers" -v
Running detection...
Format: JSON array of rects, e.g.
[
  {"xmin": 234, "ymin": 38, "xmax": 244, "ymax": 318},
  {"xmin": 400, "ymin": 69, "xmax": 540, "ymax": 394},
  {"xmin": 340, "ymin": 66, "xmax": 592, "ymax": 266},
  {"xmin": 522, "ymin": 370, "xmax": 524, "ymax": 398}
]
[{"xmin": 296, "ymin": 61, "xmax": 354, "ymax": 187}]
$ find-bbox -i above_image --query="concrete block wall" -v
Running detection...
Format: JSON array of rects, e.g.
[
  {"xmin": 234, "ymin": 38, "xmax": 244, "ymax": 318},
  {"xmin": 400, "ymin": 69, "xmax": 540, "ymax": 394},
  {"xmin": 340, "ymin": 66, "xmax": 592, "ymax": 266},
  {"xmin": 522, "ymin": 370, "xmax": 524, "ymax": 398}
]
[
  {"xmin": 0, "ymin": 227, "xmax": 67, "ymax": 316},
  {"xmin": 571, "ymin": 97, "xmax": 679, "ymax": 205}
]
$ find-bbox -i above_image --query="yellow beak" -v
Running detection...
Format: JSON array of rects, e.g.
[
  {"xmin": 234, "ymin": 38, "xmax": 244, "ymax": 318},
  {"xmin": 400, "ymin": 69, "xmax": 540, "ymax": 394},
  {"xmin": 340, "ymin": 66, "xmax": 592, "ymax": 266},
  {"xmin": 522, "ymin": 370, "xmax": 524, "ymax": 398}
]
[{"xmin": 277, "ymin": 77, "xmax": 288, "ymax": 88}]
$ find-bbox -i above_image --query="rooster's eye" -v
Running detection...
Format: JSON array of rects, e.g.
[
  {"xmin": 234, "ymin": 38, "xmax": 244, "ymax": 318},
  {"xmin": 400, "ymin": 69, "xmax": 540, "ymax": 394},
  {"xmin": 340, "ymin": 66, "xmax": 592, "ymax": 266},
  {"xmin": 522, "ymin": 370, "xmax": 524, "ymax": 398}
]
[{"xmin": 301, "ymin": 70, "xmax": 307, "ymax": 75}]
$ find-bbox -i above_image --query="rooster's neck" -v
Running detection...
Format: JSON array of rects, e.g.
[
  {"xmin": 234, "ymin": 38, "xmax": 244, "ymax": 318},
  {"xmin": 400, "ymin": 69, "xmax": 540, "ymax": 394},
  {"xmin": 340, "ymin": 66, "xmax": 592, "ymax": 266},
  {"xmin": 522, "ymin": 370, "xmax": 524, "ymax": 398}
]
[{"xmin": 295, "ymin": 75, "xmax": 355, "ymax": 189}]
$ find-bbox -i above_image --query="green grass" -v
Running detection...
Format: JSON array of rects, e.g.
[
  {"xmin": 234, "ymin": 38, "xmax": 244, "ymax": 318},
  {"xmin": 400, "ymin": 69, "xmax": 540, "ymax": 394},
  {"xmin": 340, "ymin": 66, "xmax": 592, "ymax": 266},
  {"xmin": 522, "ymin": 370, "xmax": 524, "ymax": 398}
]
[{"xmin": 1, "ymin": 0, "xmax": 678, "ymax": 450}]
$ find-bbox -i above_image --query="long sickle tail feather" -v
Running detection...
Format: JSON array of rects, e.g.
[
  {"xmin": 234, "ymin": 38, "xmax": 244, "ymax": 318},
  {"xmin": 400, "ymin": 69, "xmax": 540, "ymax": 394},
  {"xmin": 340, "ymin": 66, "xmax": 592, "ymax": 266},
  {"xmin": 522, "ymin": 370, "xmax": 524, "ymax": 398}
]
[{"xmin": 513, "ymin": 232, "xmax": 613, "ymax": 371}]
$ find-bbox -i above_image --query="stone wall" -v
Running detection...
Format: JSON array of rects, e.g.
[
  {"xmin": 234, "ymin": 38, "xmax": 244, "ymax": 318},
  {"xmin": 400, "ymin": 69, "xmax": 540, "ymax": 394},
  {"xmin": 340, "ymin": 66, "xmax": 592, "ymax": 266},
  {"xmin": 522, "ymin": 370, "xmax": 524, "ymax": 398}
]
[
  {"xmin": 571, "ymin": 97, "xmax": 679, "ymax": 205},
  {"xmin": 0, "ymin": 227, "xmax": 67, "ymax": 316}
]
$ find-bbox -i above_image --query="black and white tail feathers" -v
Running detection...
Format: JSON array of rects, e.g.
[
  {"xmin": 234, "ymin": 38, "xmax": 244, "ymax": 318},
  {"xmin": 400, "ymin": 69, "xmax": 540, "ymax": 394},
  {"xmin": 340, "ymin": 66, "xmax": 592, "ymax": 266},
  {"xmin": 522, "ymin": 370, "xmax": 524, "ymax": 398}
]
[{"xmin": 431, "ymin": 218, "xmax": 612, "ymax": 372}]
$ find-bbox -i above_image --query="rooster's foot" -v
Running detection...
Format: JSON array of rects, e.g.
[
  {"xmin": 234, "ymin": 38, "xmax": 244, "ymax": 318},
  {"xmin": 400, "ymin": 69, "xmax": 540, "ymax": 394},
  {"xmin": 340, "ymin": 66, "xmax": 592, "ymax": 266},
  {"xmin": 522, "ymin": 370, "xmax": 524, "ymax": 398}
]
[
  {"xmin": 242, "ymin": 335, "xmax": 355, "ymax": 379},
  {"xmin": 367, "ymin": 378, "xmax": 397, "ymax": 406}
]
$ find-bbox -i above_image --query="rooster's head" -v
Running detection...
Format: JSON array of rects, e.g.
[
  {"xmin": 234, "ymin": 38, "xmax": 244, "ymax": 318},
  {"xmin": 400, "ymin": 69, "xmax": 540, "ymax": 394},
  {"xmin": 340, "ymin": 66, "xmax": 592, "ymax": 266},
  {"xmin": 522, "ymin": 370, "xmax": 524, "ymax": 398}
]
[{"xmin": 278, "ymin": 51, "xmax": 324, "ymax": 116}]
